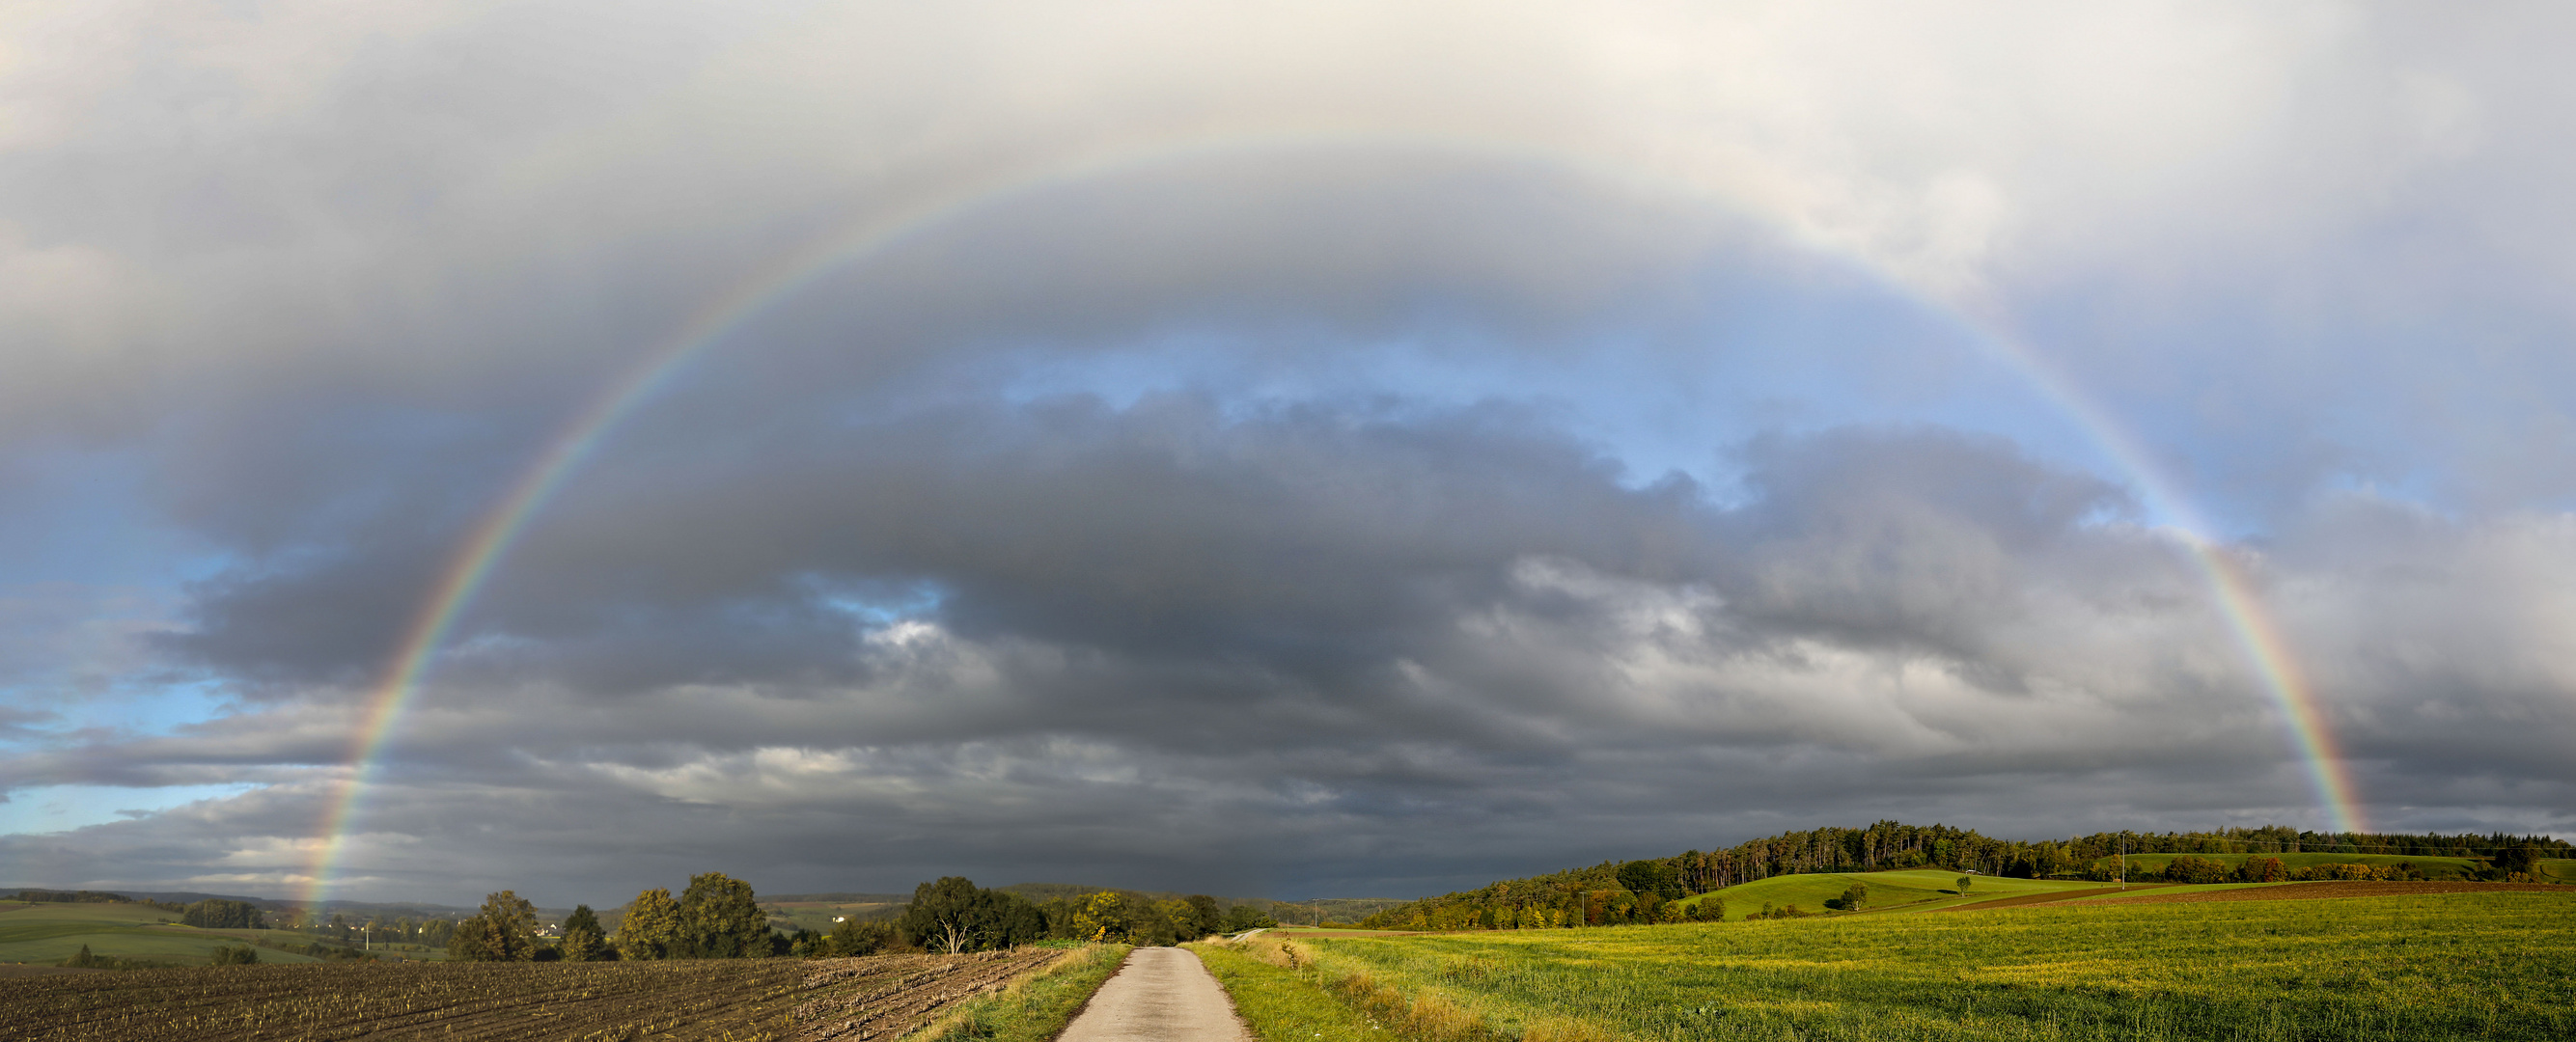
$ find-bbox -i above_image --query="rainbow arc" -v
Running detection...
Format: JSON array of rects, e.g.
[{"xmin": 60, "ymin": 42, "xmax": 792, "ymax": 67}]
[{"xmin": 296, "ymin": 131, "xmax": 2362, "ymax": 907}]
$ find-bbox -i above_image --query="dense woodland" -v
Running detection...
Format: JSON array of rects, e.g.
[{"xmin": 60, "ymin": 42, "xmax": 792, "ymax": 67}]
[{"xmin": 1358, "ymin": 821, "xmax": 2572, "ymax": 930}]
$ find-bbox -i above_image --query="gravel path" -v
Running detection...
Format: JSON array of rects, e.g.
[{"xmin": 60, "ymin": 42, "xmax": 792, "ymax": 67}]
[{"xmin": 1056, "ymin": 947, "xmax": 1251, "ymax": 1042}]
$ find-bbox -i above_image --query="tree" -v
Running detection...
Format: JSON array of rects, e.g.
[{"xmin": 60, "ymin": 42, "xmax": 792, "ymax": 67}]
[
  {"xmin": 1835, "ymin": 882, "xmax": 1869, "ymax": 911},
  {"xmin": 450, "ymin": 891, "xmax": 540, "ymax": 962},
  {"xmin": 617, "ymin": 888, "xmax": 681, "ymax": 961},
  {"xmin": 826, "ymin": 917, "xmax": 896, "ymax": 956},
  {"xmin": 183, "ymin": 898, "xmax": 265, "ymax": 929},
  {"xmin": 1182, "ymin": 895, "xmax": 1223, "ymax": 939},
  {"xmin": 1616, "ymin": 860, "xmax": 1686, "ymax": 900},
  {"xmin": 902, "ymin": 877, "xmax": 987, "ymax": 953},
  {"xmin": 560, "ymin": 904, "xmax": 609, "ymax": 962},
  {"xmin": 676, "ymin": 872, "xmax": 771, "ymax": 958},
  {"xmin": 1220, "ymin": 904, "xmax": 1278, "ymax": 933},
  {"xmin": 211, "ymin": 944, "xmax": 259, "ymax": 965},
  {"xmin": 1955, "ymin": 876, "xmax": 1974, "ymax": 893},
  {"xmin": 898, "ymin": 877, "xmax": 1046, "ymax": 953},
  {"xmin": 2489, "ymin": 843, "xmax": 2545, "ymax": 881},
  {"xmin": 1071, "ymin": 891, "xmax": 1129, "ymax": 943}
]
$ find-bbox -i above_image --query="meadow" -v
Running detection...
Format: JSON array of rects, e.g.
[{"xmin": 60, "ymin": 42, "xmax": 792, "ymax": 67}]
[
  {"xmin": 0, "ymin": 900, "xmax": 332, "ymax": 967},
  {"xmin": 1248, "ymin": 887, "xmax": 2576, "ymax": 1042},
  {"xmin": 1675, "ymin": 869, "xmax": 2114, "ymax": 919}
]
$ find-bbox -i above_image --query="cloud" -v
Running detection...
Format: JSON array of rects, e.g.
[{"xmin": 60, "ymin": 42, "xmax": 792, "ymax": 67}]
[{"xmin": 4, "ymin": 1, "xmax": 2574, "ymax": 901}]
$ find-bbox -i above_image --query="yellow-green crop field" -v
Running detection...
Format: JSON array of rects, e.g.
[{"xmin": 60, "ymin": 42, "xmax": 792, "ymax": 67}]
[{"xmin": 1288, "ymin": 890, "xmax": 2576, "ymax": 1041}]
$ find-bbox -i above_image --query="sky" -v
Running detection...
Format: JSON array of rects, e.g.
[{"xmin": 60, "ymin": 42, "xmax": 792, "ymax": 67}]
[{"xmin": 3, "ymin": 0, "xmax": 2573, "ymax": 908}]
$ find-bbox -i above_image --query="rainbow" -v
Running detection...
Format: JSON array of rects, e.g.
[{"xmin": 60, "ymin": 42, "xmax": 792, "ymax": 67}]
[
  {"xmin": 296, "ymin": 131, "xmax": 2360, "ymax": 906},
  {"xmin": 1941, "ymin": 306, "xmax": 2365, "ymax": 836}
]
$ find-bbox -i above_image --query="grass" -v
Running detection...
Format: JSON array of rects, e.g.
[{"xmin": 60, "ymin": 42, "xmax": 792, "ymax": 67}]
[
  {"xmin": 912, "ymin": 944, "xmax": 1133, "ymax": 1042},
  {"xmin": 1195, "ymin": 935, "xmax": 1406, "ymax": 1042},
  {"xmin": 1677, "ymin": 870, "xmax": 2107, "ymax": 920},
  {"xmin": 1291, "ymin": 889, "xmax": 2576, "ymax": 1041},
  {"xmin": 0, "ymin": 901, "xmax": 327, "ymax": 966}
]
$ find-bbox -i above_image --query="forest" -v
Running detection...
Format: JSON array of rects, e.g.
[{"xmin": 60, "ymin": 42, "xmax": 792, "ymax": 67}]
[{"xmin": 1358, "ymin": 821, "xmax": 2571, "ymax": 929}]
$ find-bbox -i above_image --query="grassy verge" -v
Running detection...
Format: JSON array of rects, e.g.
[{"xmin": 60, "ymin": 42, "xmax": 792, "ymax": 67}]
[
  {"xmin": 1191, "ymin": 936, "xmax": 1404, "ymax": 1042},
  {"xmin": 911, "ymin": 944, "xmax": 1133, "ymax": 1042},
  {"xmin": 1299, "ymin": 891, "xmax": 2576, "ymax": 1041}
]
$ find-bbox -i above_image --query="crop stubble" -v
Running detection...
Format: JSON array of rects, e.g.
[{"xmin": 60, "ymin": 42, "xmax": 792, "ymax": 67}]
[{"xmin": 2, "ymin": 948, "xmax": 1063, "ymax": 1041}]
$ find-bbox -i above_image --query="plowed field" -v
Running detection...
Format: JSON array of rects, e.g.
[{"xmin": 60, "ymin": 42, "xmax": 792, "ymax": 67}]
[{"xmin": 2, "ymin": 948, "xmax": 1069, "ymax": 1041}]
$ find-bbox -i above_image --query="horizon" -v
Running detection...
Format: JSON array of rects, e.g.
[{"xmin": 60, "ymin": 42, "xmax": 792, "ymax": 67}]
[
  {"xmin": 10, "ymin": 818, "xmax": 2556, "ymax": 913},
  {"xmin": 6, "ymin": 1, "xmax": 2575, "ymax": 908}
]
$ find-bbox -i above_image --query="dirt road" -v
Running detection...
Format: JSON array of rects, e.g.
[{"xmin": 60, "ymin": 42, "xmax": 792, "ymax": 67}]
[{"xmin": 1056, "ymin": 947, "xmax": 1250, "ymax": 1042}]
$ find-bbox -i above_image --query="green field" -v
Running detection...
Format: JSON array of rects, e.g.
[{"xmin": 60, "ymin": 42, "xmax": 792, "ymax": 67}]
[
  {"xmin": 0, "ymin": 901, "xmax": 329, "ymax": 966},
  {"xmin": 1677, "ymin": 869, "xmax": 2112, "ymax": 919},
  {"xmin": 1279, "ymin": 889, "xmax": 2576, "ymax": 1041}
]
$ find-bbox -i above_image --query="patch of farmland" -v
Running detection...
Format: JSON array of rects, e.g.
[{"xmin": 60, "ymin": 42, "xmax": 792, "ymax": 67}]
[
  {"xmin": 1676, "ymin": 868, "xmax": 2100, "ymax": 919},
  {"xmin": 1291, "ymin": 890, "xmax": 2576, "ymax": 1041},
  {"xmin": 2091, "ymin": 851, "xmax": 2483, "ymax": 878},
  {"xmin": 0, "ymin": 900, "xmax": 330, "ymax": 966},
  {"xmin": 2081, "ymin": 880, "xmax": 2563, "ymax": 905},
  {"xmin": 0, "ymin": 947, "xmax": 1073, "ymax": 1041},
  {"xmin": 794, "ymin": 948, "xmax": 1063, "ymax": 1041}
]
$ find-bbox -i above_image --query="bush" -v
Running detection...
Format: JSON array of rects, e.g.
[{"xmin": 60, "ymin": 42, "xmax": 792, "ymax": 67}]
[
  {"xmin": 211, "ymin": 944, "xmax": 259, "ymax": 965},
  {"xmin": 2236, "ymin": 857, "xmax": 2289, "ymax": 883},
  {"xmin": 2166, "ymin": 856, "xmax": 2233, "ymax": 885}
]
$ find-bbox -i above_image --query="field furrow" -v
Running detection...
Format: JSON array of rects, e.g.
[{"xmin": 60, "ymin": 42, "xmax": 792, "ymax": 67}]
[{"xmin": 0, "ymin": 948, "xmax": 1075, "ymax": 1042}]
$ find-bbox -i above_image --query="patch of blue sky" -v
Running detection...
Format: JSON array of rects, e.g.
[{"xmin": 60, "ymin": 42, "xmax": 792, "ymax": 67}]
[
  {"xmin": 0, "ymin": 446, "xmax": 219, "ymax": 589},
  {"xmin": 969, "ymin": 267, "xmax": 2165, "ymax": 527},
  {"xmin": 815, "ymin": 580, "xmax": 950, "ymax": 629},
  {"xmin": 0, "ymin": 782, "xmax": 262, "ymax": 836},
  {"xmin": 0, "ymin": 678, "xmax": 239, "ymax": 744}
]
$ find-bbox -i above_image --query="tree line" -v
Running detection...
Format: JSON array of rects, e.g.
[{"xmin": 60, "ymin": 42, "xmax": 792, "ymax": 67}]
[
  {"xmin": 1358, "ymin": 820, "xmax": 2572, "ymax": 930},
  {"xmin": 444, "ymin": 873, "xmax": 1281, "ymax": 962}
]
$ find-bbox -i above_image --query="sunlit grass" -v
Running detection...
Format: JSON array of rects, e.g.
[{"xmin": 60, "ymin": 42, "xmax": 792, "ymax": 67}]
[
  {"xmin": 1194, "ymin": 936, "xmax": 1406, "ymax": 1042},
  {"xmin": 1296, "ymin": 891, "xmax": 2576, "ymax": 1041}
]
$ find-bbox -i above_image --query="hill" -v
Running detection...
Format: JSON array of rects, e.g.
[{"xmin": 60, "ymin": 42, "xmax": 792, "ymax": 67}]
[
  {"xmin": 0, "ymin": 898, "xmax": 336, "ymax": 967},
  {"xmin": 1358, "ymin": 820, "xmax": 2568, "ymax": 929}
]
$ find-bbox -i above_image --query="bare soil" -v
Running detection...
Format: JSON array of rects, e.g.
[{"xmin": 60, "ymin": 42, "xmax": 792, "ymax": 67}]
[
  {"xmin": 792, "ymin": 948, "xmax": 1064, "ymax": 1042},
  {"xmin": 0, "ymin": 948, "xmax": 1067, "ymax": 1042}
]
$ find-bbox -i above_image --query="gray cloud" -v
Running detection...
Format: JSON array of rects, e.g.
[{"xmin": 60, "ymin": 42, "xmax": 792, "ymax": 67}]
[{"xmin": 6, "ymin": 1, "xmax": 2575, "ymax": 902}]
